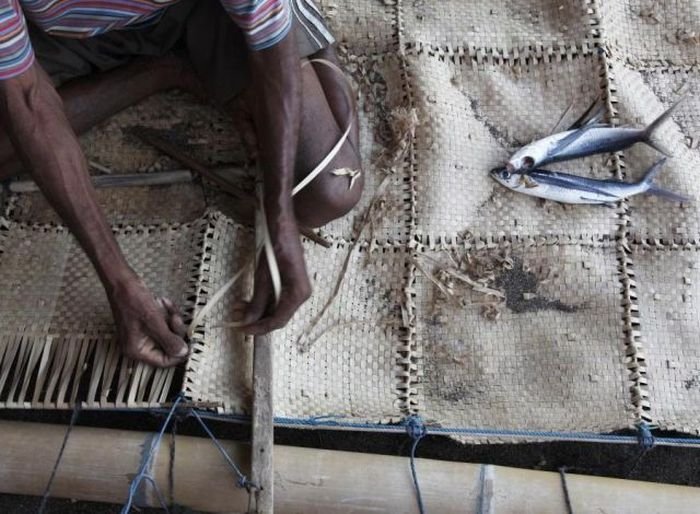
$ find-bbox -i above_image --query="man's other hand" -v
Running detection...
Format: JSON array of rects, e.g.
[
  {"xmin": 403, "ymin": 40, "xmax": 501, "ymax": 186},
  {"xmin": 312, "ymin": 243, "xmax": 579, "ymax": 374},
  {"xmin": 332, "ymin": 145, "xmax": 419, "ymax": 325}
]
[
  {"xmin": 232, "ymin": 221, "xmax": 311, "ymax": 335},
  {"xmin": 109, "ymin": 278, "xmax": 190, "ymax": 367}
]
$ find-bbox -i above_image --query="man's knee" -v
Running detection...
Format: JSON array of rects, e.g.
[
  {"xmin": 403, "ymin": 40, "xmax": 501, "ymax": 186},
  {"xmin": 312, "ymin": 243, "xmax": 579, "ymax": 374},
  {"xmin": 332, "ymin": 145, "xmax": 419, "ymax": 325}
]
[{"xmin": 295, "ymin": 164, "xmax": 364, "ymax": 228}]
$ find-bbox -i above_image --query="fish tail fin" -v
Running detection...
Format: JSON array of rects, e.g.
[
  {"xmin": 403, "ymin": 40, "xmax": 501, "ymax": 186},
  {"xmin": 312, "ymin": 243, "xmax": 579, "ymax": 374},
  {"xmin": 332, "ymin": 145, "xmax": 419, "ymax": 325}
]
[
  {"xmin": 640, "ymin": 158, "xmax": 690, "ymax": 203},
  {"xmin": 646, "ymin": 184, "xmax": 691, "ymax": 203},
  {"xmin": 643, "ymin": 96, "xmax": 686, "ymax": 156}
]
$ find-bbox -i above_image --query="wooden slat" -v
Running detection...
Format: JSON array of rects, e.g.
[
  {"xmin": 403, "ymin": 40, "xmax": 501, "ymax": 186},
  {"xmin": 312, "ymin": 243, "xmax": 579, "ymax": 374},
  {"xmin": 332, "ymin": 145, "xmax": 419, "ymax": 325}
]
[{"xmin": 251, "ymin": 334, "xmax": 274, "ymax": 514}]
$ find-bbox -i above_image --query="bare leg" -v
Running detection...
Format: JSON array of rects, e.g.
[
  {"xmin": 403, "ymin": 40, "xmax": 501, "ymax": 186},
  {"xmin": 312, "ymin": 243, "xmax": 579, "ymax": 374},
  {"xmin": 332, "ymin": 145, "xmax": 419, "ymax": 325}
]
[
  {"xmin": 0, "ymin": 55, "xmax": 200, "ymax": 181},
  {"xmin": 228, "ymin": 45, "xmax": 363, "ymax": 228},
  {"xmin": 310, "ymin": 46, "xmax": 360, "ymax": 159}
]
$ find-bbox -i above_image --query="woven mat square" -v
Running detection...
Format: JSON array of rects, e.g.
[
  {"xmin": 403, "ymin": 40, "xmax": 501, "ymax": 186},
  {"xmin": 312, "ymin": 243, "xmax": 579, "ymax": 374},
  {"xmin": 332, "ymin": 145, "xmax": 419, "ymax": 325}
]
[
  {"xmin": 187, "ymin": 211, "xmax": 407, "ymax": 421},
  {"xmin": 412, "ymin": 242, "xmax": 631, "ymax": 432},
  {"xmin": 407, "ymin": 52, "xmax": 617, "ymax": 242},
  {"xmin": 321, "ymin": 54, "xmax": 411, "ymax": 244},
  {"xmin": 6, "ymin": 184, "xmax": 206, "ymax": 226},
  {"xmin": 0, "ymin": 216, "xmax": 207, "ymax": 408},
  {"xmin": 316, "ymin": 0, "xmax": 396, "ymax": 55},
  {"xmin": 609, "ymin": 60, "xmax": 699, "ymax": 244},
  {"xmin": 639, "ymin": 67, "xmax": 700, "ymax": 148},
  {"xmin": 185, "ymin": 214, "xmax": 255, "ymax": 413},
  {"xmin": 598, "ymin": 0, "xmax": 700, "ymax": 67},
  {"xmin": 402, "ymin": 0, "xmax": 597, "ymax": 51},
  {"xmin": 272, "ymin": 242, "xmax": 406, "ymax": 421},
  {"xmin": 632, "ymin": 245, "xmax": 700, "ymax": 434}
]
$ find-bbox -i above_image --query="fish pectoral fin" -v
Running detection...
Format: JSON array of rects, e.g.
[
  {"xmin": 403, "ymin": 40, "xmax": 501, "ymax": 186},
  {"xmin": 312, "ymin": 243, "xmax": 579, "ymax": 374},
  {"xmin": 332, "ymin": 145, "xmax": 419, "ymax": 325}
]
[
  {"xmin": 520, "ymin": 175, "xmax": 540, "ymax": 188},
  {"xmin": 550, "ymin": 101, "xmax": 575, "ymax": 135},
  {"xmin": 567, "ymin": 97, "xmax": 606, "ymax": 130}
]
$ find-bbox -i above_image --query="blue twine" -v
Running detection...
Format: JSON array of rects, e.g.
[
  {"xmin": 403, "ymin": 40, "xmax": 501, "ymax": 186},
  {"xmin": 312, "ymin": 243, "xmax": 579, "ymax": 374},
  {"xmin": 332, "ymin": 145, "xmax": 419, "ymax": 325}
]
[
  {"xmin": 103, "ymin": 405, "xmax": 700, "ymax": 448},
  {"xmin": 627, "ymin": 421, "xmax": 657, "ymax": 478},
  {"xmin": 38, "ymin": 403, "xmax": 81, "ymax": 514},
  {"xmin": 121, "ymin": 394, "xmax": 183, "ymax": 514},
  {"xmin": 122, "ymin": 396, "xmax": 257, "ymax": 513},
  {"xmin": 190, "ymin": 409, "xmax": 257, "ymax": 491},
  {"xmin": 636, "ymin": 421, "xmax": 655, "ymax": 451},
  {"xmin": 404, "ymin": 415, "xmax": 427, "ymax": 514}
]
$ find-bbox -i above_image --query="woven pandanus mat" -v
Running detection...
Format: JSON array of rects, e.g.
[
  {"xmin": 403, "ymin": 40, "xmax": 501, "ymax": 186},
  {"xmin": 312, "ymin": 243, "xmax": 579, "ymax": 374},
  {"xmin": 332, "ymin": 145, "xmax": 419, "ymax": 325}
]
[
  {"xmin": 79, "ymin": 90, "xmax": 247, "ymax": 172},
  {"xmin": 5, "ymin": 184, "xmax": 206, "ymax": 226},
  {"xmin": 0, "ymin": 216, "xmax": 207, "ymax": 408},
  {"xmin": 401, "ymin": 0, "xmax": 598, "ymax": 52},
  {"xmin": 608, "ymin": 60, "xmax": 700, "ymax": 245},
  {"xmin": 597, "ymin": 0, "xmax": 700, "ymax": 67},
  {"xmin": 638, "ymin": 67, "xmax": 700, "ymax": 152},
  {"xmin": 186, "ymin": 212, "xmax": 408, "ymax": 421},
  {"xmin": 316, "ymin": 0, "xmax": 396, "ymax": 55},
  {"xmin": 2, "ymin": 0, "xmax": 700, "ymax": 438},
  {"xmin": 405, "ymin": 50, "xmax": 619, "ymax": 243},
  {"xmin": 632, "ymin": 245, "xmax": 700, "ymax": 433},
  {"xmin": 320, "ymin": 54, "xmax": 412, "ymax": 244},
  {"xmin": 411, "ymin": 241, "xmax": 631, "ymax": 432}
]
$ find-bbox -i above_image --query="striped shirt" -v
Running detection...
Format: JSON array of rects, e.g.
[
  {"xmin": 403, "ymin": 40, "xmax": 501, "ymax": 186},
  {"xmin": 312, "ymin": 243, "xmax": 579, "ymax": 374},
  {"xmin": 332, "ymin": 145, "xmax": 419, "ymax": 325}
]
[{"xmin": 0, "ymin": 0, "xmax": 292, "ymax": 79}]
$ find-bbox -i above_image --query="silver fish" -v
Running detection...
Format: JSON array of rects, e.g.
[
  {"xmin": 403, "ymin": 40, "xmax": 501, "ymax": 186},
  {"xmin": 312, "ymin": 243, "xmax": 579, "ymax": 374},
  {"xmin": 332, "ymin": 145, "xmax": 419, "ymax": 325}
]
[
  {"xmin": 507, "ymin": 99, "xmax": 683, "ymax": 171},
  {"xmin": 490, "ymin": 158, "xmax": 689, "ymax": 205}
]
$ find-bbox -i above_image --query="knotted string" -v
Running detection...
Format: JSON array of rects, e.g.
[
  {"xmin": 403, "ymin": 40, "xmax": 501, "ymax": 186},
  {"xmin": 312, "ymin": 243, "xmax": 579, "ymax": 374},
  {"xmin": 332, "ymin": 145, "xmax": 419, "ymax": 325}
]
[
  {"xmin": 404, "ymin": 415, "xmax": 427, "ymax": 514},
  {"xmin": 38, "ymin": 403, "xmax": 81, "ymax": 514},
  {"xmin": 627, "ymin": 421, "xmax": 656, "ymax": 478}
]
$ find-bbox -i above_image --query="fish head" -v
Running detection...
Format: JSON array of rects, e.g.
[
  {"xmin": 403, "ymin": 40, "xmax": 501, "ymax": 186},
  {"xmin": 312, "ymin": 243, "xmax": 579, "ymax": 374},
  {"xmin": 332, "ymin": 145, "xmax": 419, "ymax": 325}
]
[
  {"xmin": 506, "ymin": 155, "xmax": 535, "ymax": 171},
  {"xmin": 489, "ymin": 166, "xmax": 525, "ymax": 190}
]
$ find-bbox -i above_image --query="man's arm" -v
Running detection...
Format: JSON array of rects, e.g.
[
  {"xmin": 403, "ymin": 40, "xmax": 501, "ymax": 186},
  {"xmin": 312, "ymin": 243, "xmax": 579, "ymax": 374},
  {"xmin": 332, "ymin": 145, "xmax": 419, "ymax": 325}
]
[
  {"xmin": 235, "ymin": 29, "xmax": 312, "ymax": 334},
  {"xmin": 0, "ymin": 63, "xmax": 188, "ymax": 366}
]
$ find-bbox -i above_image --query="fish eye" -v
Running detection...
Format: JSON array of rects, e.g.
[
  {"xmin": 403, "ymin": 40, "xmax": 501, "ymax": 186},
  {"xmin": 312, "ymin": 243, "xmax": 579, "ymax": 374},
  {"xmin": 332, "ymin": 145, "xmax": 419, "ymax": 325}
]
[{"xmin": 500, "ymin": 170, "xmax": 511, "ymax": 180}]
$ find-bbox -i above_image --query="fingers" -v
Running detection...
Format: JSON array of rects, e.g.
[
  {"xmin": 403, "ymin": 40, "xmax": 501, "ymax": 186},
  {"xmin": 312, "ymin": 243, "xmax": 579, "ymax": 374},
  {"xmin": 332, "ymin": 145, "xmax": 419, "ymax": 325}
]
[
  {"xmin": 125, "ymin": 336, "xmax": 185, "ymax": 368},
  {"xmin": 150, "ymin": 299, "xmax": 189, "ymax": 358},
  {"xmin": 234, "ymin": 262, "xmax": 273, "ymax": 326},
  {"xmin": 241, "ymin": 294, "xmax": 302, "ymax": 336},
  {"xmin": 159, "ymin": 297, "xmax": 188, "ymax": 339}
]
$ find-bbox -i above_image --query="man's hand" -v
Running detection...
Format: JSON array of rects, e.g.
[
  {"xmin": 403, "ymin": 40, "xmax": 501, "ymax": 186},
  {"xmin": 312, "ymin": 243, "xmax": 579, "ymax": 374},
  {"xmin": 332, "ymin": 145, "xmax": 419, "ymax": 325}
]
[
  {"xmin": 0, "ymin": 63, "xmax": 188, "ymax": 367},
  {"xmin": 233, "ymin": 222, "xmax": 311, "ymax": 334},
  {"xmin": 109, "ymin": 278, "xmax": 189, "ymax": 367},
  {"xmin": 237, "ymin": 28, "xmax": 309, "ymax": 333}
]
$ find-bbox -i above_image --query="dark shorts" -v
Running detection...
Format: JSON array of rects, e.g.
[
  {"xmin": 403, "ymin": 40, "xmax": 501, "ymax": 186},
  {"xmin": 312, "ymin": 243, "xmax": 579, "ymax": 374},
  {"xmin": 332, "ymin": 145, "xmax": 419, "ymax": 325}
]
[{"xmin": 28, "ymin": 0, "xmax": 335, "ymax": 105}]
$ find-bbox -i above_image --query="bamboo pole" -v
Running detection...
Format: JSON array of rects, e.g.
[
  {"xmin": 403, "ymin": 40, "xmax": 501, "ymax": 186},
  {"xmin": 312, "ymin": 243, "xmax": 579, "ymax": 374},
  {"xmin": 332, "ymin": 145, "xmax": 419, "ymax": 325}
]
[
  {"xmin": 0, "ymin": 420, "xmax": 699, "ymax": 513},
  {"xmin": 251, "ymin": 334, "xmax": 274, "ymax": 513}
]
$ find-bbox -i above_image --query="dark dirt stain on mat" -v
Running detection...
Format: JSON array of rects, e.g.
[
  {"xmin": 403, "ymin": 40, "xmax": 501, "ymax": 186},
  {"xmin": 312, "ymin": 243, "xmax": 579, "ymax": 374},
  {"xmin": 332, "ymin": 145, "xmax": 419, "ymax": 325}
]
[{"xmin": 495, "ymin": 258, "xmax": 581, "ymax": 314}]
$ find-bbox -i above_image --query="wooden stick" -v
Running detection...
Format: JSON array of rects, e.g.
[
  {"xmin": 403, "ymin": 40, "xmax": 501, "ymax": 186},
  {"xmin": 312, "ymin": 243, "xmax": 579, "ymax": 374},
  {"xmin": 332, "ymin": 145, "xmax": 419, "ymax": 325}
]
[
  {"xmin": 132, "ymin": 127, "xmax": 255, "ymax": 202},
  {"xmin": 10, "ymin": 170, "xmax": 195, "ymax": 193},
  {"xmin": 251, "ymin": 334, "xmax": 274, "ymax": 514},
  {"xmin": 132, "ymin": 126, "xmax": 331, "ymax": 249}
]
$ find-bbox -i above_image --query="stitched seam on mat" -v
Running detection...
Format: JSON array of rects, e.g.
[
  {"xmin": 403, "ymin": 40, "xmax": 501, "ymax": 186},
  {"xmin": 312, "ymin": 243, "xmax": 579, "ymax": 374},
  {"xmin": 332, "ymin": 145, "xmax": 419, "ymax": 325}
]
[
  {"xmin": 182, "ymin": 210, "xmax": 228, "ymax": 403},
  {"xmin": 401, "ymin": 0, "xmax": 602, "ymax": 66},
  {"xmin": 596, "ymin": 30, "xmax": 651, "ymax": 425},
  {"xmin": 395, "ymin": 0, "xmax": 420, "ymax": 416},
  {"xmin": 412, "ymin": 233, "xmax": 616, "ymax": 250},
  {"xmin": 412, "ymin": 235, "xmax": 617, "ymax": 254},
  {"xmin": 404, "ymin": 40, "xmax": 600, "ymax": 67},
  {"xmin": 179, "ymin": 212, "xmax": 217, "ymax": 402}
]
